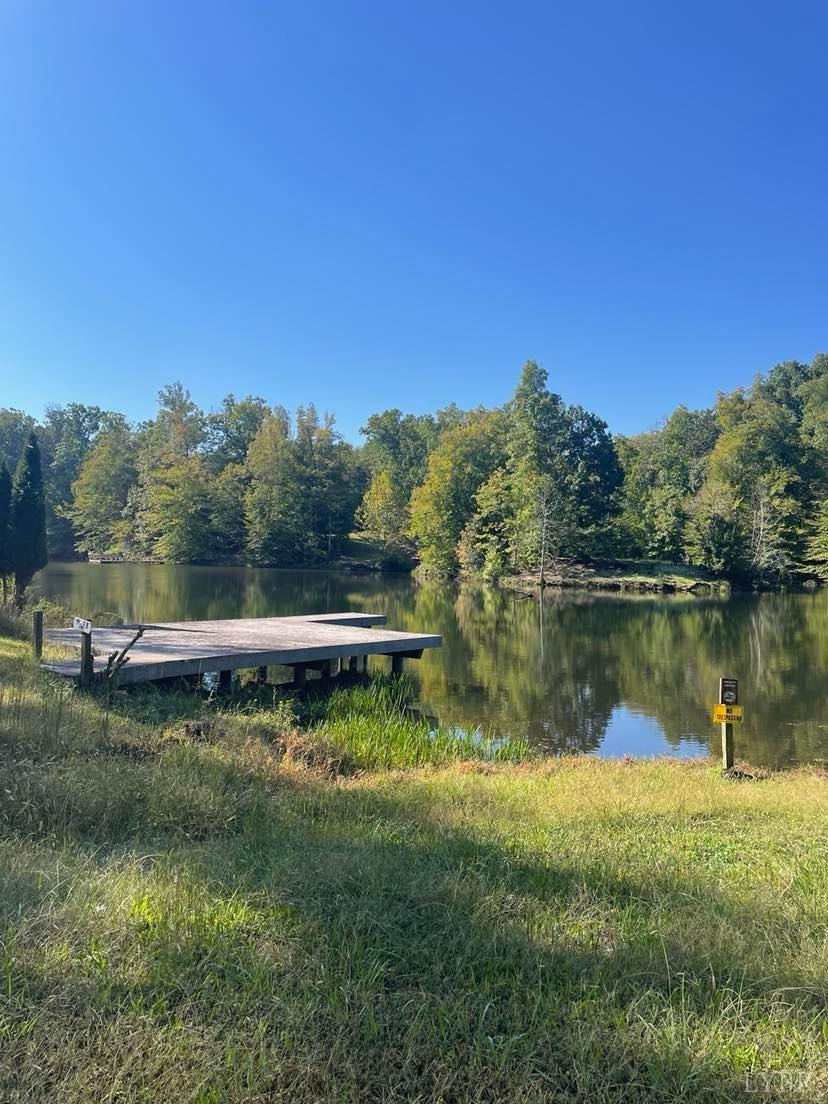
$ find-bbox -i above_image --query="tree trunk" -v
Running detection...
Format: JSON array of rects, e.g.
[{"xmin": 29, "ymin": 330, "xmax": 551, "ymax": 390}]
[
  {"xmin": 13, "ymin": 573, "xmax": 29, "ymax": 611},
  {"xmin": 539, "ymin": 510, "xmax": 547, "ymax": 589}
]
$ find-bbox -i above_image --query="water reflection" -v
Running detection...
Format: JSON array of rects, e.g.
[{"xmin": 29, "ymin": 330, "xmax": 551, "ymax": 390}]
[{"xmin": 34, "ymin": 563, "xmax": 828, "ymax": 768}]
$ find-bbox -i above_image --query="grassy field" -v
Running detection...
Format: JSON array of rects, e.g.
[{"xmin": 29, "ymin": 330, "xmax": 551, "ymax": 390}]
[{"xmin": 1, "ymin": 630, "xmax": 827, "ymax": 1102}]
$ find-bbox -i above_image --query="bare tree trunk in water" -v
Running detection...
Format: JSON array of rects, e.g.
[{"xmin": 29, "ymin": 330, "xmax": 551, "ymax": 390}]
[{"xmin": 539, "ymin": 515, "xmax": 547, "ymax": 589}]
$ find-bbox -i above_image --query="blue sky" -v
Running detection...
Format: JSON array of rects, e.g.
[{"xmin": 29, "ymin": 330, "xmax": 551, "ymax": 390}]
[{"xmin": 0, "ymin": 1, "xmax": 825, "ymax": 441}]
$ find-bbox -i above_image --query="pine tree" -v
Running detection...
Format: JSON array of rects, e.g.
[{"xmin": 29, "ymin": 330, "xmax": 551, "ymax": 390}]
[
  {"xmin": 10, "ymin": 432, "xmax": 48, "ymax": 607},
  {"xmin": 0, "ymin": 460, "xmax": 11, "ymax": 605}
]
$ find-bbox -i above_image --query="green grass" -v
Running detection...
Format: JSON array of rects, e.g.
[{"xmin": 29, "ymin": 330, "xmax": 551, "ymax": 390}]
[
  {"xmin": 606, "ymin": 559, "xmax": 722, "ymax": 585},
  {"xmin": 341, "ymin": 532, "xmax": 386, "ymax": 561},
  {"xmin": 1, "ymin": 634, "xmax": 827, "ymax": 1102},
  {"xmin": 341, "ymin": 531, "xmax": 415, "ymax": 571},
  {"xmin": 503, "ymin": 558, "xmax": 729, "ymax": 593}
]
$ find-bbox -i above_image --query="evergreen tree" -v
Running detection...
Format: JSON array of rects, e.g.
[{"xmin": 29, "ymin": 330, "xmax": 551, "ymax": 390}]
[
  {"xmin": 0, "ymin": 460, "xmax": 11, "ymax": 604},
  {"xmin": 10, "ymin": 432, "xmax": 48, "ymax": 606}
]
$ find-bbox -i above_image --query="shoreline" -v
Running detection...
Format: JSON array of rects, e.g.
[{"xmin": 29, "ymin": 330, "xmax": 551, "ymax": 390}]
[
  {"xmin": 47, "ymin": 557, "xmax": 826, "ymax": 595},
  {"xmin": 498, "ymin": 569, "xmax": 732, "ymax": 596}
]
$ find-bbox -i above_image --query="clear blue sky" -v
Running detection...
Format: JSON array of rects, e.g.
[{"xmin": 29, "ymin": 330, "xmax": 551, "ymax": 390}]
[{"xmin": 0, "ymin": 1, "xmax": 825, "ymax": 441}]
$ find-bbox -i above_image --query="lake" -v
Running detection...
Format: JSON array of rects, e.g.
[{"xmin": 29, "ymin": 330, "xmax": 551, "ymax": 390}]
[{"xmin": 33, "ymin": 562, "xmax": 828, "ymax": 768}]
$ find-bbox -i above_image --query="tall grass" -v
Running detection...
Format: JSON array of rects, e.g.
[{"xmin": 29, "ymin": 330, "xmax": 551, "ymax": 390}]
[{"xmin": 304, "ymin": 673, "xmax": 531, "ymax": 769}]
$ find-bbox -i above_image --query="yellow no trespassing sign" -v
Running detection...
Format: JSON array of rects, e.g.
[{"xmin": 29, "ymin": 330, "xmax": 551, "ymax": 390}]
[{"xmin": 711, "ymin": 704, "xmax": 744, "ymax": 725}]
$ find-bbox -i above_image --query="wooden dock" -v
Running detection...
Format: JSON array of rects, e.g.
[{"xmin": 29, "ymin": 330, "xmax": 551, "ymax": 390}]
[{"xmin": 42, "ymin": 612, "xmax": 442, "ymax": 687}]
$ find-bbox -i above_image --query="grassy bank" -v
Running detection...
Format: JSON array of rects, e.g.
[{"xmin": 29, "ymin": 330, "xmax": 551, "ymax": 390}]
[
  {"xmin": 1, "ymin": 634, "xmax": 827, "ymax": 1102},
  {"xmin": 501, "ymin": 559, "xmax": 731, "ymax": 594}
]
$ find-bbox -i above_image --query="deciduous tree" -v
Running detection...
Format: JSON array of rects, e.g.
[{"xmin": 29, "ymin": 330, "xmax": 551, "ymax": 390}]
[{"xmin": 69, "ymin": 425, "xmax": 138, "ymax": 555}]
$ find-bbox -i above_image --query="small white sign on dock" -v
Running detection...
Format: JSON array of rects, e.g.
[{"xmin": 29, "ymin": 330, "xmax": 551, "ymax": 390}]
[{"xmin": 72, "ymin": 616, "xmax": 92, "ymax": 634}]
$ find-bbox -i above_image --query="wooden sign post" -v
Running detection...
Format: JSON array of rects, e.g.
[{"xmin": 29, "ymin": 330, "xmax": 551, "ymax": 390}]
[
  {"xmin": 73, "ymin": 616, "xmax": 94, "ymax": 688},
  {"xmin": 32, "ymin": 610, "xmax": 43, "ymax": 660},
  {"xmin": 713, "ymin": 677, "xmax": 741, "ymax": 769}
]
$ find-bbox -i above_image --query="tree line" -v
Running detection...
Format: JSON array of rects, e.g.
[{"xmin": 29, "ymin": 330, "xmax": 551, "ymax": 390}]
[{"xmin": 0, "ymin": 353, "xmax": 825, "ymax": 588}]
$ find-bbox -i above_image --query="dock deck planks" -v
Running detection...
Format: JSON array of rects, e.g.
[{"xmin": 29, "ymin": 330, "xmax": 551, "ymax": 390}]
[{"xmin": 42, "ymin": 612, "xmax": 442, "ymax": 685}]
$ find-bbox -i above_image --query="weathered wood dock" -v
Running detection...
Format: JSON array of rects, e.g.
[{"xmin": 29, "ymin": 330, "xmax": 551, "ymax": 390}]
[{"xmin": 42, "ymin": 612, "xmax": 441, "ymax": 687}]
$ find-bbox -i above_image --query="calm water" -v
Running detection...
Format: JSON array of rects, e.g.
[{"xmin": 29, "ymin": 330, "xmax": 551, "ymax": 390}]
[{"xmin": 34, "ymin": 562, "xmax": 828, "ymax": 768}]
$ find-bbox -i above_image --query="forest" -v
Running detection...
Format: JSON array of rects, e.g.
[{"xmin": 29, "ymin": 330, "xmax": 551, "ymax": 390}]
[{"xmin": 0, "ymin": 353, "xmax": 826, "ymax": 586}]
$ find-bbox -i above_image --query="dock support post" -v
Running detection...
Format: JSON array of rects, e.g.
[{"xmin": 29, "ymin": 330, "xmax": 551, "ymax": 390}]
[
  {"xmin": 218, "ymin": 669, "xmax": 232, "ymax": 692},
  {"xmin": 391, "ymin": 654, "xmax": 404, "ymax": 677},
  {"xmin": 348, "ymin": 656, "xmax": 358, "ymax": 673},
  {"xmin": 80, "ymin": 632, "xmax": 93, "ymax": 689},
  {"xmin": 322, "ymin": 658, "xmax": 336, "ymax": 680},
  {"xmin": 292, "ymin": 664, "xmax": 306, "ymax": 689},
  {"xmin": 256, "ymin": 666, "xmax": 268, "ymax": 684},
  {"xmin": 32, "ymin": 610, "xmax": 43, "ymax": 660},
  {"xmin": 361, "ymin": 655, "xmax": 369, "ymax": 673}
]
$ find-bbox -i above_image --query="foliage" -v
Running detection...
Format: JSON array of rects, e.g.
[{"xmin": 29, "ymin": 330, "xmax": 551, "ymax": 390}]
[
  {"xmin": 69, "ymin": 425, "xmax": 138, "ymax": 555},
  {"xmin": 40, "ymin": 404, "xmax": 124, "ymax": 557},
  {"xmin": 140, "ymin": 454, "xmax": 217, "ymax": 563},
  {"xmin": 0, "ymin": 408, "xmax": 37, "ymax": 472},
  {"xmin": 359, "ymin": 408, "xmax": 437, "ymax": 494},
  {"xmin": 684, "ymin": 477, "xmax": 745, "ymax": 575},
  {"xmin": 209, "ymin": 463, "xmax": 249, "ymax": 562},
  {"xmin": 9, "ymin": 432, "xmax": 48, "ymax": 603},
  {"xmin": 617, "ymin": 406, "xmax": 719, "ymax": 560},
  {"xmin": 805, "ymin": 498, "xmax": 828, "ymax": 580},
  {"xmin": 450, "ymin": 363, "xmax": 622, "ymax": 578},
  {"xmin": 358, "ymin": 469, "xmax": 409, "ymax": 549},
  {"xmin": 615, "ymin": 356, "xmax": 826, "ymax": 583},
  {"xmin": 244, "ymin": 408, "xmax": 363, "ymax": 565},
  {"xmin": 204, "ymin": 393, "xmax": 269, "ymax": 472},
  {"xmin": 0, "ymin": 461, "xmax": 11, "ymax": 604},
  {"xmin": 409, "ymin": 411, "xmax": 507, "ymax": 574},
  {"xmin": 2, "ymin": 353, "xmax": 826, "ymax": 582},
  {"xmin": 457, "ymin": 466, "xmax": 515, "ymax": 578},
  {"xmin": 357, "ymin": 409, "xmax": 440, "ymax": 555},
  {"xmin": 143, "ymin": 381, "xmax": 205, "ymax": 461}
]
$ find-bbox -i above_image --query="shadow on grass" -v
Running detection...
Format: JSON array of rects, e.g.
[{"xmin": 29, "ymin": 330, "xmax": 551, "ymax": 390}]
[{"xmin": 1, "ymin": 741, "xmax": 825, "ymax": 1103}]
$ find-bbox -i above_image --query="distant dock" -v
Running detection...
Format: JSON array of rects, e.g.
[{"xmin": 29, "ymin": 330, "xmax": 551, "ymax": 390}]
[{"xmin": 42, "ymin": 612, "xmax": 442, "ymax": 687}]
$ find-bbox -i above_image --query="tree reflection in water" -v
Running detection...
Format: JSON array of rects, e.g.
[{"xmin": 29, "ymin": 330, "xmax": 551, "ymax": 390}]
[{"xmin": 35, "ymin": 562, "xmax": 828, "ymax": 768}]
